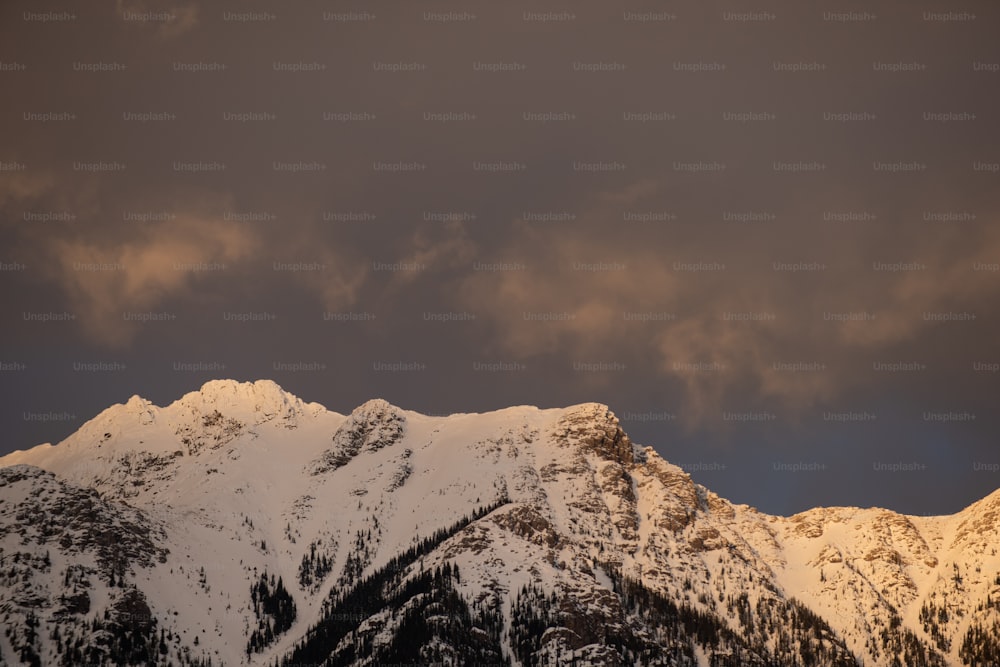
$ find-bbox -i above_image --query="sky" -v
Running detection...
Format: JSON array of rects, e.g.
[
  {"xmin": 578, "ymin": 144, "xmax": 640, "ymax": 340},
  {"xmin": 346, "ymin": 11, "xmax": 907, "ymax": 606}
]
[{"xmin": 1, "ymin": 0, "xmax": 998, "ymax": 517}]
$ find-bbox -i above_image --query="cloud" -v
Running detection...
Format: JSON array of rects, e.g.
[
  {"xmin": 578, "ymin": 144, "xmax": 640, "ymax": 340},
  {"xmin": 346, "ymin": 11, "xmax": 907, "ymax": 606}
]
[
  {"xmin": 452, "ymin": 181, "xmax": 1000, "ymax": 429},
  {"xmin": 271, "ymin": 239, "xmax": 370, "ymax": 313},
  {"xmin": 0, "ymin": 170, "xmax": 56, "ymax": 208},
  {"xmin": 43, "ymin": 216, "xmax": 257, "ymax": 346},
  {"xmin": 401, "ymin": 220, "xmax": 479, "ymax": 281}
]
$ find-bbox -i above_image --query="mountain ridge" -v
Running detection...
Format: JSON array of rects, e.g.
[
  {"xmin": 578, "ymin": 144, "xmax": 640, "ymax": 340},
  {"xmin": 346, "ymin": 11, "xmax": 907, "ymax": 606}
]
[{"xmin": 0, "ymin": 379, "xmax": 997, "ymax": 666}]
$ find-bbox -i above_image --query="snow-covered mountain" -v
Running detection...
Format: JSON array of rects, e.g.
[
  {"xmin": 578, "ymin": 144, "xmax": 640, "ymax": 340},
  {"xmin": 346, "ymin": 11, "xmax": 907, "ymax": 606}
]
[{"xmin": 1, "ymin": 379, "xmax": 997, "ymax": 666}]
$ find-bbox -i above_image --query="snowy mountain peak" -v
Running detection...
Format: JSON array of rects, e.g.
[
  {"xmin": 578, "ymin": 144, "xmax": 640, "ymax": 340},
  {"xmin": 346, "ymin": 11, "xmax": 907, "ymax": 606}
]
[
  {"xmin": 347, "ymin": 397, "xmax": 404, "ymax": 419},
  {"xmin": 54, "ymin": 393, "xmax": 161, "ymax": 451},
  {"xmin": 174, "ymin": 378, "xmax": 309, "ymax": 424},
  {"xmin": 57, "ymin": 379, "xmax": 306, "ymax": 457},
  {"xmin": 124, "ymin": 393, "xmax": 152, "ymax": 411},
  {"xmin": 91, "ymin": 393, "xmax": 158, "ymax": 425}
]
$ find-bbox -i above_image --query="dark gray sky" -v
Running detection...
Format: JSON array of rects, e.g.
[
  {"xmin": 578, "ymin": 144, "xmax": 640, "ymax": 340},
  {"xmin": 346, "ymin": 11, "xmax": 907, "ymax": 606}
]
[{"xmin": 2, "ymin": 0, "xmax": 998, "ymax": 516}]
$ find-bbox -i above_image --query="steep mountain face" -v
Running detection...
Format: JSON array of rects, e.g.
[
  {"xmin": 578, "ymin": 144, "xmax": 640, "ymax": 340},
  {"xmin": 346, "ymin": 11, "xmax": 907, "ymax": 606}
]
[{"xmin": 1, "ymin": 380, "xmax": 998, "ymax": 667}]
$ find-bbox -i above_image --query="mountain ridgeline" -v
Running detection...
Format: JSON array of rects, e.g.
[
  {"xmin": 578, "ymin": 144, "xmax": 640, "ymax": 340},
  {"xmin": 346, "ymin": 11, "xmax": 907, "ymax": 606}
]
[{"xmin": 0, "ymin": 379, "xmax": 997, "ymax": 666}]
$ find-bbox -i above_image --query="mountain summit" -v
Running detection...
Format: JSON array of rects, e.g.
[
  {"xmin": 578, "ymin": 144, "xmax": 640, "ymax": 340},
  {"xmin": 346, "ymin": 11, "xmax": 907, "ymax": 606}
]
[{"xmin": 0, "ymin": 380, "xmax": 997, "ymax": 666}]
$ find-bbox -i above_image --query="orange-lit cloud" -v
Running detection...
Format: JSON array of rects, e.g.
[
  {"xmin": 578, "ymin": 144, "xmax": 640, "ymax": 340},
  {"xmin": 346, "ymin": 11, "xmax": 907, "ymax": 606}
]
[{"xmin": 44, "ymin": 216, "xmax": 257, "ymax": 345}]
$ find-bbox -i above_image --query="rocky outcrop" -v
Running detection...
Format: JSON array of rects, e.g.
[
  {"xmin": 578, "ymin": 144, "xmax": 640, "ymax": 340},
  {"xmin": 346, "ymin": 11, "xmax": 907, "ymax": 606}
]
[
  {"xmin": 310, "ymin": 398, "xmax": 406, "ymax": 474},
  {"xmin": 491, "ymin": 503, "xmax": 561, "ymax": 549},
  {"xmin": 552, "ymin": 403, "xmax": 633, "ymax": 465},
  {"xmin": 0, "ymin": 465, "xmax": 169, "ymax": 573}
]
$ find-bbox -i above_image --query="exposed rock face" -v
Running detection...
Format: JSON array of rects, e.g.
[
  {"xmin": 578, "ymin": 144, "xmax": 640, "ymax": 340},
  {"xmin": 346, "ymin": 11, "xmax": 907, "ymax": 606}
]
[
  {"xmin": 174, "ymin": 409, "xmax": 245, "ymax": 456},
  {"xmin": 311, "ymin": 398, "xmax": 406, "ymax": 474},
  {"xmin": 55, "ymin": 589, "xmax": 90, "ymax": 617},
  {"xmin": 0, "ymin": 465, "xmax": 168, "ymax": 572},
  {"xmin": 0, "ymin": 466, "xmax": 185, "ymax": 665},
  {"xmin": 552, "ymin": 403, "xmax": 634, "ymax": 465},
  {"xmin": 689, "ymin": 525, "xmax": 725, "ymax": 552},
  {"xmin": 640, "ymin": 449, "xmax": 700, "ymax": 532},
  {"xmin": 490, "ymin": 504, "xmax": 561, "ymax": 549}
]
